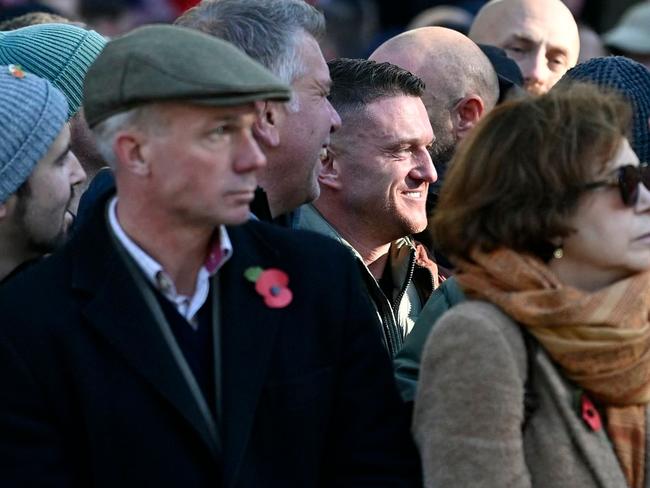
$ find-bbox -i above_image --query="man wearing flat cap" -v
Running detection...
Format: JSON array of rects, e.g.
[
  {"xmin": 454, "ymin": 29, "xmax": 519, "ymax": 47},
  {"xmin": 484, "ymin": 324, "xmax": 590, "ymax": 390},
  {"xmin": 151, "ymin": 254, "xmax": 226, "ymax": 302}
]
[{"xmin": 0, "ymin": 25, "xmax": 419, "ymax": 487}]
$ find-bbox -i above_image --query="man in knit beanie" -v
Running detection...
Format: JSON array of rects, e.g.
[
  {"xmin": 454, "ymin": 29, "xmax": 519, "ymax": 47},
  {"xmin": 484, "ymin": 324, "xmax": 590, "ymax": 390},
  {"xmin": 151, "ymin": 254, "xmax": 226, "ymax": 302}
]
[
  {"xmin": 0, "ymin": 23, "xmax": 107, "ymax": 207},
  {"xmin": 0, "ymin": 23, "xmax": 106, "ymax": 119},
  {"xmin": 0, "ymin": 64, "xmax": 86, "ymax": 283},
  {"xmin": 556, "ymin": 56, "xmax": 650, "ymax": 163}
]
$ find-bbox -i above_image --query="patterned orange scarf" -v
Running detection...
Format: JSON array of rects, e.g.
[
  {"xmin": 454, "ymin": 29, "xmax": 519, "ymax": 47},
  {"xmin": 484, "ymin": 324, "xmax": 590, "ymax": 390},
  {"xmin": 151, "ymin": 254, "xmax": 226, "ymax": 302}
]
[{"xmin": 455, "ymin": 248, "xmax": 650, "ymax": 488}]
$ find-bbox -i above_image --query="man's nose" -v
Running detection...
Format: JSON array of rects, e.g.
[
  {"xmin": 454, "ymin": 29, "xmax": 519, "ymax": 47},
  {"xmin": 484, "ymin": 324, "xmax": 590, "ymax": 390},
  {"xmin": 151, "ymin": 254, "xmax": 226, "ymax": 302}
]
[
  {"xmin": 327, "ymin": 99, "xmax": 342, "ymax": 133},
  {"xmin": 236, "ymin": 128, "xmax": 267, "ymax": 172},
  {"xmin": 68, "ymin": 151, "xmax": 87, "ymax": 186},
  {"xmin": 520, "ymin": 50, "xmax": 551, "ymax": 93},
  {"xmin": 412, "ymin": 148, "xmax": 437, "ymax": 184}
]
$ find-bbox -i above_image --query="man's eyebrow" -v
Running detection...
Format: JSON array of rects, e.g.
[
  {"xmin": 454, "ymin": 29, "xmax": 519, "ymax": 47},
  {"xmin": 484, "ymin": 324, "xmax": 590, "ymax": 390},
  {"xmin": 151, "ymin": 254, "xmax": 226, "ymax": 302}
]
[
  {"xmin": 505, "ymin": 33, "xmax": 538, "ymax": 44},
  {"xmin": 207, "ymin": 113, "xmax": 252, "ymax": 124},
  {"xmin": 383, "ymin": 136, "xmax": 430, "ymax": 150},
  {"xmin": 52, "ymin": 144, "xmax": 71, "ymax": 165},
  {"xmin": 547, "ymin": 45, "xmax": 569, "ymax": 57}
]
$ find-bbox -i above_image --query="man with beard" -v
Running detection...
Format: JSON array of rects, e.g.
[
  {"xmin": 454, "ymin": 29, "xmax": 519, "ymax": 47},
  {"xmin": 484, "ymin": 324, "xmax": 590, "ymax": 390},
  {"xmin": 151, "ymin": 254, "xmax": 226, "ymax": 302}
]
[
  {"xmin": 0, "ymin": 23, "xmax": 107, "ymax": 222},
  {"xmin": 469, "ymin": 0, "xmax": 580, "ymax": 96},
  {"xmin": 0, "ymin": 65, "xmax": 86, "ymax": 283},
  {"xmin": 298, "ymin": 58, "xmax": 444, "ymax": 357}
]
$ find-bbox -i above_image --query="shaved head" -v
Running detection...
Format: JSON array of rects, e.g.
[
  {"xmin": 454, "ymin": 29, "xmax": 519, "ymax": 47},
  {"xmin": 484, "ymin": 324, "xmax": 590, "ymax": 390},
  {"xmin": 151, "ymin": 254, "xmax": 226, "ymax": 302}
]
[
  {"xmin": 371, "ymin": 27, "xmax": 498, "ymax": 114},
  {"xmin": 469, "ymin": 0, "xmax": 579, "ymax": 95},
  {"xmin": 371, "ymin": 27, "xmax": 498, "ymax": 182}
]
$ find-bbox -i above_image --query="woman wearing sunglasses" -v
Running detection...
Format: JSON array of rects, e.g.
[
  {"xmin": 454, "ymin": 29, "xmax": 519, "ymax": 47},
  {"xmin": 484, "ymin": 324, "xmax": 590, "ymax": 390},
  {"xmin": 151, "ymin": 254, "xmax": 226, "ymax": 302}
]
[{"xmin": 413, "ymin": 83, "xmax": 650, "ymax": 488}]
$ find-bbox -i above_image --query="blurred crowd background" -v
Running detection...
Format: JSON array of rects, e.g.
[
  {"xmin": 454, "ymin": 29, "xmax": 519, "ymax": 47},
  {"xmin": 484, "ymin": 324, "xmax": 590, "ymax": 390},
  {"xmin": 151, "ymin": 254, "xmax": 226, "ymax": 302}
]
[{"xmin": 1, "ymin": 0, "xmax": 648, "ymax": 65}]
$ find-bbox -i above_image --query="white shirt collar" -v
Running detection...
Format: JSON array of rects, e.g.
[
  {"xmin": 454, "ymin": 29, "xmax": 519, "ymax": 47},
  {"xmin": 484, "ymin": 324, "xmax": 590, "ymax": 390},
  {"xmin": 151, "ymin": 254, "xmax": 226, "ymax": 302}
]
[{"xmin": 107, "ymin": 196, "xmax": 232, "ymax": 327}]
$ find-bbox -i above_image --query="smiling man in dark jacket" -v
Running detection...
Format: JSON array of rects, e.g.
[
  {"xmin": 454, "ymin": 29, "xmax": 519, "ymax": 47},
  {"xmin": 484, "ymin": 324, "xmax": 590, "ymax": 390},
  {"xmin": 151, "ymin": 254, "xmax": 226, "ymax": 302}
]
[{"xmin": 298, "ymin": 58, "xmax": 444, "ymax": 357}]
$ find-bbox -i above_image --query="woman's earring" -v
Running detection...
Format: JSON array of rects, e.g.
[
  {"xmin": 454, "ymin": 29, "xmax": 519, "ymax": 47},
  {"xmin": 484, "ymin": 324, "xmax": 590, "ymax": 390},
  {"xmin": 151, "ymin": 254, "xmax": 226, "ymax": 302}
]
[{"xmin": 553, "ymin": 246, "xmax": 564, "ymax": 259}]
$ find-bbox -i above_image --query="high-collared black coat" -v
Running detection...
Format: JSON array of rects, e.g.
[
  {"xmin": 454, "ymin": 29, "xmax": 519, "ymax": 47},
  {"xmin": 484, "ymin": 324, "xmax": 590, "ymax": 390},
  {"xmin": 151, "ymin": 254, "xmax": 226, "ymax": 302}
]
[{"xmin": 0, "ymin": 197, "xmax": 419, "ymax": 487}]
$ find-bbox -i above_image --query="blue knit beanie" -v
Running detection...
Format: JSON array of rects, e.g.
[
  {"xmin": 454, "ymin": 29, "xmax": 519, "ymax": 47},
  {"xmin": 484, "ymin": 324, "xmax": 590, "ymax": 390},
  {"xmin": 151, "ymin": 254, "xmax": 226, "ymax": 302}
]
[
  {"xmin": 0, "ymin": 23, "xmax": 107, "ymax": 119},
  {"xmin": 0, "ymin": 65, "xmax": 68, "ymax": 203},
  {"xmin": 559, "ymin": 56, "xmax": 650, "ymax": 163}
]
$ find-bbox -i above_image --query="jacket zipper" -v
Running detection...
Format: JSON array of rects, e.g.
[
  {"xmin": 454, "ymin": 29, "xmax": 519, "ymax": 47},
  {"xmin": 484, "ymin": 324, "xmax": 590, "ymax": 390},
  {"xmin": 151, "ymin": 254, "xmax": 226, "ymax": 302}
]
[{"xmin": 392, "ymin": 251, "xmax": 416, "ymax": 321}]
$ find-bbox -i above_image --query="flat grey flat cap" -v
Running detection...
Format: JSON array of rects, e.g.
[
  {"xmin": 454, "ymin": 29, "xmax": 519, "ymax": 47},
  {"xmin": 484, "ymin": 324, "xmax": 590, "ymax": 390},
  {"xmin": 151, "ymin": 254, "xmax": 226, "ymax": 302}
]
[{"xmin": 84, "ymin": 24, "xmax": 291, "ymax": 127}]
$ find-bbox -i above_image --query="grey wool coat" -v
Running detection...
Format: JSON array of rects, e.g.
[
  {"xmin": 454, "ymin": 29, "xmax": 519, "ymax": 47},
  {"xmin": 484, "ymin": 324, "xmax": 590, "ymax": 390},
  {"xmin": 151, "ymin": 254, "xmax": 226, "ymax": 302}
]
[{"xmin": 413, "ymin": 300, "xmax": 650, "ymax": 488}]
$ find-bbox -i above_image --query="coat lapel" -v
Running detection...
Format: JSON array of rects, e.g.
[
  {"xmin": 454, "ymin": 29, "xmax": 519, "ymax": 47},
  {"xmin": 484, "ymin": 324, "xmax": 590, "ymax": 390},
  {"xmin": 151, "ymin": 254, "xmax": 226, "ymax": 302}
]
[
  {"xmin": 70, "ymin": 201, "xmax": 220, "ymax": 459},
  {"xmin": 535, "ymin": 351, "xmax": 628, "ymax": 488},
  {"xmin": 218, "ymin": 223, "xmax": 285, "ymax": 488}
]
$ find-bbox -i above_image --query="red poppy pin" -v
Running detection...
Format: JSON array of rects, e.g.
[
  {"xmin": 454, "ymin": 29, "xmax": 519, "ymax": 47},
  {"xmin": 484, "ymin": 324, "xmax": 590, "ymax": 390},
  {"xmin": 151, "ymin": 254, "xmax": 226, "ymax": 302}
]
[
  {"xmin": 580, "ymin": 393, "xmax": 602, "ymax": 432},
  {"xmin": 244, "ymin": 266, "xmax": 293, "ymax": 308},
  {"xmin": 8, "ymin": 64, "xmax": 25, "ymax": 79}
]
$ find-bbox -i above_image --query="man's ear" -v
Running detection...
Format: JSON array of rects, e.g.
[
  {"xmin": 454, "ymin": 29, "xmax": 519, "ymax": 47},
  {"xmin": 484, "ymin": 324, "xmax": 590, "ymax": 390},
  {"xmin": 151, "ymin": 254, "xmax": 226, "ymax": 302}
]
[
  {"xmin": 113, "ymin": 131, "xmax": 151, "ymax": 176},
  {"xmin": 318, "ymin": 148, "xmax": 343, "ymax": 191},
  {"xmin": 453, "ymin": 95, "xmax": 485, "ymax": 139},
  {"xmin": 253, "ymin": 101, "xmax": 281, "ymax": 148}
]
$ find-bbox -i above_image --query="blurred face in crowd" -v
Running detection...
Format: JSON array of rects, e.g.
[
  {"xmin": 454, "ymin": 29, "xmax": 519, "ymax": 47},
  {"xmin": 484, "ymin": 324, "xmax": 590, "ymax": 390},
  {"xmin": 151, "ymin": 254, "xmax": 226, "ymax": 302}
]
[
  {"xmin": 12, "ymin": 124, "xmax": 86, "ymax": 253},
  {"xmin": 470, "ymin": 0, "xmax": 579, "ymax": 95},
  {"xmin": 137, "ymin": 102, "xmax": 266, "ymax": 226},
  {"xmin": 261, "ymin": 32, "xmax": 341, "ymax": 216},
  {"xmin": 551, "ymin": 138, "xmax": 650, "ymax": 290},
  {"xmin": 328, "ymin": 95, "xmax": 436, "ymax": 241}
]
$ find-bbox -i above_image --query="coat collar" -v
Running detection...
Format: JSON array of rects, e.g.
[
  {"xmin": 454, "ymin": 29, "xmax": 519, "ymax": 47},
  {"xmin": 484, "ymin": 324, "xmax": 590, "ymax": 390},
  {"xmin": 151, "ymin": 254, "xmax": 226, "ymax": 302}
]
[
  {"xmin": 534, "ymin": 348, "xmax": 630, "ymax": 488},
  {"xmin": 70, "ymin": 196, "xmax": 290, "ymax": 486},
  {"xmin": 218, "ymin": 222, "xmax": 288, "ymax": 487},
  {"xmin": 297, "ymin": 203, "xmax": 437, "ymax": 292},
  {"xmin": 70, "ymin": 198, "xmax": 222, "ymax": 458}
]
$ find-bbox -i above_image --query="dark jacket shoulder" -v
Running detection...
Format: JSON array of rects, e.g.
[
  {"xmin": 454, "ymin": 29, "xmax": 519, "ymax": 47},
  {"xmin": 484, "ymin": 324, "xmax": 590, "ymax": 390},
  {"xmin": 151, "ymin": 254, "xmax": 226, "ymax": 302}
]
[{"xmin": 393, "ymin": 276, "xmax": 466, "ymax": 401}]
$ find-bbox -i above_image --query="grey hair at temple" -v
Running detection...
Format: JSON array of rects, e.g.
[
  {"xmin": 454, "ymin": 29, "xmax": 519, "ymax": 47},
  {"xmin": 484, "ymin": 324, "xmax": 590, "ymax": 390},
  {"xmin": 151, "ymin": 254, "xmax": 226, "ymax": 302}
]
[{"xmin": 175, "ymin": 0, "xmax": 325, "ymax": 85}]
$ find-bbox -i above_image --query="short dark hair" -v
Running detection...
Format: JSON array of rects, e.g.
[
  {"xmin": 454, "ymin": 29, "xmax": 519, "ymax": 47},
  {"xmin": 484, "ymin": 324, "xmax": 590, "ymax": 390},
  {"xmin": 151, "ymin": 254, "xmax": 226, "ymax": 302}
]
[
  {"xmin": 432, "ymin": 82, "xmax": 632, "ymax": 262},
  {"xmin": 327, "ymin": 58, "xmax": 425, "ymax": 118}
]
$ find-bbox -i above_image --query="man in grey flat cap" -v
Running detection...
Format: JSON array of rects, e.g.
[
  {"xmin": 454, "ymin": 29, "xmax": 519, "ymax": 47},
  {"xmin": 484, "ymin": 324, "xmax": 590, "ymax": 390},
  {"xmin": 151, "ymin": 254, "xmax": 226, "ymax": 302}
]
[{"xmin": 0, "ymin": 25, "xmax": 419, "ymax": 487}]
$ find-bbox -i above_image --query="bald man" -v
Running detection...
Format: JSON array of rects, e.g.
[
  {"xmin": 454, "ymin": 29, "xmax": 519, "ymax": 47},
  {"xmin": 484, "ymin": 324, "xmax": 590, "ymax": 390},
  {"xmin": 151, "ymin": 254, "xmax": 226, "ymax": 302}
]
[
  {"xmin": 469, "ymin": 0, "xmax": 580, "ymax": 95},
  {"xmin": 370, "ymin": 26, "xmax": 498, "ymax": 192}
]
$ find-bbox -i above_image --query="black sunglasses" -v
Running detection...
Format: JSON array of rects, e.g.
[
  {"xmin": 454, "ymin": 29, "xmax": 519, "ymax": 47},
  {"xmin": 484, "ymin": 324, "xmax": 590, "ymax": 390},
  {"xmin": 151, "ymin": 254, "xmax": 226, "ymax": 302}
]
[{"xmin": 582, "ymin": 163, "xmax": 650, "ymax": 207}]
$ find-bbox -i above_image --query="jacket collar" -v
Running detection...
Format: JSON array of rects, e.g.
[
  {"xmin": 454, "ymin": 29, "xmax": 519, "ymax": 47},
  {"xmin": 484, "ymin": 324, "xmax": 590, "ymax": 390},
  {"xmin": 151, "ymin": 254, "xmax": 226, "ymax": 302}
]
[
  {"xmin": 69, "ymin": 197, "xmax": 223, "ymax": 458},
  {"xmin": 217, "ymin": 222, "xmax": 294, "ymax": 487},
  {"xmin": 297, "ymin": 203, "xmax": 434, "ymax": 289},
  {"xmin": 297, "ymin": 203, "xmax": 371, "ymax": 262},
  {"xmin": 250, "ymin": 187, "xmax": 299, "ymax": 228},
  {"xmin": 534, "ymin": 347, "xmax": 631, "ymax": 487},
  {"xmin": 69, "ymin": 195, "xmax": 290, "ymax": 486}
]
